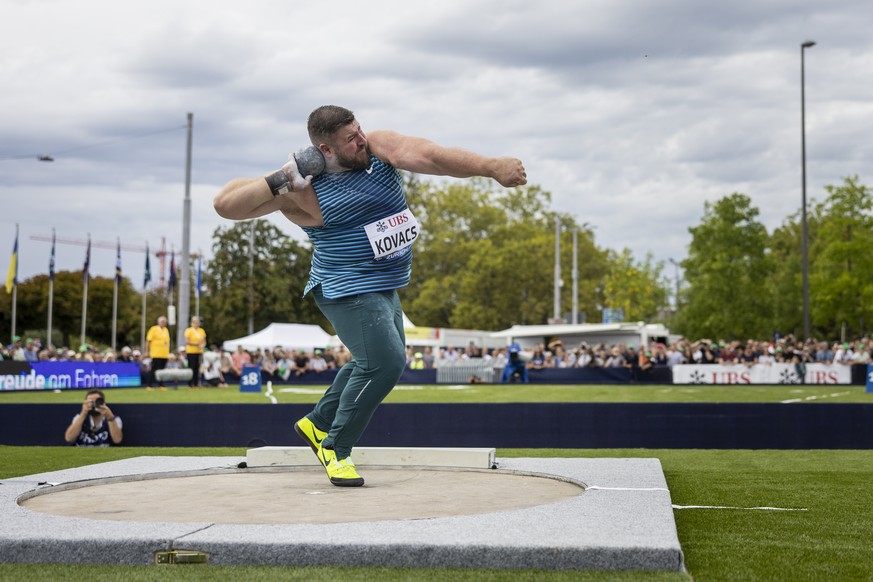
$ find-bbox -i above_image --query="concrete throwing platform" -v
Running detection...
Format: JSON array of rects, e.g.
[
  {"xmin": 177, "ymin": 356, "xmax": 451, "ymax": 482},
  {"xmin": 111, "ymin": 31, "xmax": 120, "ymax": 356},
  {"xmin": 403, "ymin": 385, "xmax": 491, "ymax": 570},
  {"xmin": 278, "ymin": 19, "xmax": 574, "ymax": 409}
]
[{"xmin": 1, "ymin": 449, "xmax": 684, "ymax": 571}]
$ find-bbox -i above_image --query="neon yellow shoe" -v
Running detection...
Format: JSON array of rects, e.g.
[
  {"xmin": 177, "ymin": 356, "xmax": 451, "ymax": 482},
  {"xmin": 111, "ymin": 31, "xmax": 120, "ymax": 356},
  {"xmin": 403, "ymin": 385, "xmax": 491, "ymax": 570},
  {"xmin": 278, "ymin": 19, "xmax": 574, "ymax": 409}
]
[
  {"xmin": 326, "ymin": 456, "xmax": 365, "ymax": 487},
  {"xmin": 315, "ymin": 443, "xmax": 336, "ymax": 469},
  {"xmin": 313, "ymin": 444, "xmax": 364, "ymax": 486},
  {"xmin": 294, "ymin": 416, "xmax": 328, "ymax": 453}
]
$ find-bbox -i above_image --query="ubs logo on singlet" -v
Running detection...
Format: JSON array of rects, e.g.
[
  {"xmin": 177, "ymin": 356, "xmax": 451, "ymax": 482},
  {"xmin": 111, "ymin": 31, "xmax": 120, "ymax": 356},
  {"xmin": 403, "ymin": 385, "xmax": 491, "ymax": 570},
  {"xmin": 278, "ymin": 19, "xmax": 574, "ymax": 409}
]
[
  {"xmin": 387, "ymin": 214, "xmax": 409, "ymax": 227},
  {"xmin": 364, "ymin": 209, "xmax": 420, "ymax": 260}
]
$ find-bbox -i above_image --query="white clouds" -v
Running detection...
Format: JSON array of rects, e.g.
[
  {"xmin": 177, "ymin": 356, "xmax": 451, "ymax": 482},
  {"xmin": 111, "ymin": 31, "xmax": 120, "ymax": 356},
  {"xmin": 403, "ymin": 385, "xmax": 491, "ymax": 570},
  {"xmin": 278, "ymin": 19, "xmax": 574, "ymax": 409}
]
[{"xmin": 1, "ymin": 0, "xmax": 872, "ymax": 295}]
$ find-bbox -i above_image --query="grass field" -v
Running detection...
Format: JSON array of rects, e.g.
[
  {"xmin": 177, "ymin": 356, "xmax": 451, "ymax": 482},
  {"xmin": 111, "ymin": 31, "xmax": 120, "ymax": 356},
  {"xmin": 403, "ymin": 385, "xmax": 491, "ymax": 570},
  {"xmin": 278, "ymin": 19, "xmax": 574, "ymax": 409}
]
[
  {"xmin": 1, "ymin": 384, "xmax": 872, "ymax": 581},
  {"xmin": 1, "ymin": 446, "xmax": 872, "ymax": 581},
  {"xmin": 2, "ymin": 382, "xmax": 872, "ymax": 404}
]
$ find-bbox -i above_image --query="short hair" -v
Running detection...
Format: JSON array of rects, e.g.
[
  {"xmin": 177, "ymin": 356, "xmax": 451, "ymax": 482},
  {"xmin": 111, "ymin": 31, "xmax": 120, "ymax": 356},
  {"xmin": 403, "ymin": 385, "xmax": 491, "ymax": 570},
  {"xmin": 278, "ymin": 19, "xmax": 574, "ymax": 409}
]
[{"xmin": 307, "ymin": 105, "xmax": 356, "ymax": 145}]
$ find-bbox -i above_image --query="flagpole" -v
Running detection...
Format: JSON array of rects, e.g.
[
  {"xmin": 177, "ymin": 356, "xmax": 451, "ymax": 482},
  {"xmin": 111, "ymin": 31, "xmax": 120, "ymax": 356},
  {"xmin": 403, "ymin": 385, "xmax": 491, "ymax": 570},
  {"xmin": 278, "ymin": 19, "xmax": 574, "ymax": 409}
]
[
  {"xmin": 47, "ymin": 228, "xmax": 55, "ymax": 348},
  {"xmin": 80, "ymin": 233, "xmax": 90, "ymax": 348},
  {"xmin": 11, "ymin": 285, "xmax": 17, "ymax": 342},
  {"xmin": 111, "ymin": 238, "xmax": 120, "ymax": 351},
  {"xmin": 141, "ymin": 241, "xmax": 151, "ymax": 350},
  {"xmin": 141, "ymin": 291, "xmax": 147, "ymax": 349},
  {"xmin": 80, "ymin": 279, "xmax": 88, "ymax": 347},
  {"xmin": 167, "ymin": 247, "xmax": 177, "ymax": 350},
  {"xmin": 112, "ymin": 284, "xmax": 118, "ymax": 350},
  {"xmin": 195, "ymin": 252, "xmax": 201, "ymax": 318},
  {"xmin": 9, "ymin": 223, "xmax": 19, "ymax": 343},
  {"xmin": 47, "ymin": 279, "xmax": 53, "ymax": 346}
]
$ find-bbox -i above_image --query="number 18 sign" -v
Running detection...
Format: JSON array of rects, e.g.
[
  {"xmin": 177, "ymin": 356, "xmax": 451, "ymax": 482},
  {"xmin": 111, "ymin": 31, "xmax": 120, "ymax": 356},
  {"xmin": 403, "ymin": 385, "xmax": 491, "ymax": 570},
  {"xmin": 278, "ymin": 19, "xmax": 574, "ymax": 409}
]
[{"xmin": 240, "ymin": 365, "xmax": 262, "ymax": 393}]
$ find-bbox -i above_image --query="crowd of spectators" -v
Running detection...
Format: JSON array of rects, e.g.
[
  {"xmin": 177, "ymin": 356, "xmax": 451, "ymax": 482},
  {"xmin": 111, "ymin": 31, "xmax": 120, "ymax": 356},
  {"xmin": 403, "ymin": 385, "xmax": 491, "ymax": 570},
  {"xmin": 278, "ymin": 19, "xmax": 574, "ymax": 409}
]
[
  {"xmin": 4, "ymin": 333, "xmax": 872, "ymax": 386},
  {"xmin": 428, "ymin": 335, "xmax": 873, "ymax": 372},
  {"xmin": 0, "ymin": 336, "xmax": 358, "ymax": 386},
  {"xmin": 0, "ymin": 336, "xmax": 143, "ymax": 364}
]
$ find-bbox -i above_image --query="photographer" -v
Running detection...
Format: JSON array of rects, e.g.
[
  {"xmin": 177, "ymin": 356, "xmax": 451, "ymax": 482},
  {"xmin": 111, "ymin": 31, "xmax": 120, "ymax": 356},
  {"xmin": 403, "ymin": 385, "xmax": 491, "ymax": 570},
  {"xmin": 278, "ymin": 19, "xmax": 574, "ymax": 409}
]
[
  {"xmin": 64, "ymin": 389, "xmax": 123, "ymax": 447},
  {"xmin": 501, "ymin": 343, "xmax": 529, "ymax": 383}
]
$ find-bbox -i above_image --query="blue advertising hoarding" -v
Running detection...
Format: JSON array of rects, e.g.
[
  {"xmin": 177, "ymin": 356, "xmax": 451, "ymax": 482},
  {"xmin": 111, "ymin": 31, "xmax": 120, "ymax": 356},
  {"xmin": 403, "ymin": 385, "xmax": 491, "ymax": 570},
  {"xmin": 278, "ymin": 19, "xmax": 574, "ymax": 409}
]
[{"xmin": 0, "ymin": 361, "xmax": 142, "ymax": 391}]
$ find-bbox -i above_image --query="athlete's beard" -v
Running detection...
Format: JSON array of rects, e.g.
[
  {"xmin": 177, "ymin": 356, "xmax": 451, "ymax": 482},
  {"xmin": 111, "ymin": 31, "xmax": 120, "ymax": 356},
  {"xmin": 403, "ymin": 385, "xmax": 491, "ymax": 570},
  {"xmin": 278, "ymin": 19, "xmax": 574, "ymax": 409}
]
[{"xmin": 335, "ymin": 145, "xmax": 371, "ymax": 171}]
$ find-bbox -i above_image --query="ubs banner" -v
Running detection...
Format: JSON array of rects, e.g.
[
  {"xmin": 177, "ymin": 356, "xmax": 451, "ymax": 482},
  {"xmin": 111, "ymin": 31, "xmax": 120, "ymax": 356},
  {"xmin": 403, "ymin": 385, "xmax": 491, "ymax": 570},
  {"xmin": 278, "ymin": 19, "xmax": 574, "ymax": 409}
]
[
  {"xmin": 0, "ymin": 361, "xmax": 142, "ymax": 391},
  {"xmin": 673, "ymin": 363, "xmax": 851, "ymax": 385}
]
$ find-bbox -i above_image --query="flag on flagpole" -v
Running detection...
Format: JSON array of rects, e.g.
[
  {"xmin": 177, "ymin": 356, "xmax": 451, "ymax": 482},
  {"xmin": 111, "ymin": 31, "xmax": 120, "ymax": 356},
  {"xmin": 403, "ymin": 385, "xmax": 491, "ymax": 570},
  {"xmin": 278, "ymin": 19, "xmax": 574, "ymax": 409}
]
[
  {"xmin": 115, "ymin": 239, "xmax": 122, "ymax": 284},
  {"xmin": 168, "ymin": 251, "xmax": 177, "ymax": 292},
  {"xmin": 5, "ymin": 228, "xmax": 17, "ymax": 294},
  {"xmin": 49, "ymin": 229, "xmax": 56, "ymax": 282},
  {"xmin": 196, "ymin": 255, "xmax": 202, "ymax": 299},
  {"xmin": 83, "ymin": 235, "xmax": 91, "ymax": 283},
  {"xmin": 144, "ymin": 242, "xmax": 151, "ymax": 289}
]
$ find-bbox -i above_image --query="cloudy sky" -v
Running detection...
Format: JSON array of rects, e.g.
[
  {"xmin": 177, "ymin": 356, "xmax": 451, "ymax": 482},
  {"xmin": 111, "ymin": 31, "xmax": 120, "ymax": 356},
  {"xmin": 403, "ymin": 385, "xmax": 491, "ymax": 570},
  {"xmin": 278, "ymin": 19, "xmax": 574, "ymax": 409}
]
[{"xmin": 2, "ymin": 0, "xmax": 871, "ymax": 296}]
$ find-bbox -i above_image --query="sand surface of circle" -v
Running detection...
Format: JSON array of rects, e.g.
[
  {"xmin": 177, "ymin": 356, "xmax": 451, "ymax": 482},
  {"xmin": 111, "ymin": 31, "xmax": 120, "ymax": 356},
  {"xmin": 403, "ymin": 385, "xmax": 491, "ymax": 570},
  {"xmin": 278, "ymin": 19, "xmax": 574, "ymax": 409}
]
[{"xmin": 21, "ymin": 468, "xmax": 583, "ymax": 524}]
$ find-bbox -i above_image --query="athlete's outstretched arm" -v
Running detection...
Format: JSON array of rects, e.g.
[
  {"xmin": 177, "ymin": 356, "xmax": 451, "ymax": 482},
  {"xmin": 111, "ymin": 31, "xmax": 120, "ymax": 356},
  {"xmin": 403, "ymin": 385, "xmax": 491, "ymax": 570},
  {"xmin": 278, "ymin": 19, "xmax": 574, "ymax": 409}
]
[
  {"xmin": 214, "ymin": 156, "xmax": 321, "ymax": 224},
  {"xmin": 367, "ymin": 130, "xmax": 526, "ymax": 188},
  {"xmin": 214, "ymin": 177, "xmax": 284, "ymax": 220}
]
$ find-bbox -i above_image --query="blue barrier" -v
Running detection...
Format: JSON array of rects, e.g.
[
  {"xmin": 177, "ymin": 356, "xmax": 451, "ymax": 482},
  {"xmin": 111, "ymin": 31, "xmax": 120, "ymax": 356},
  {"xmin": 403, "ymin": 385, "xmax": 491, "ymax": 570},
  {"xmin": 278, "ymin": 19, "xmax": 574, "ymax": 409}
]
[
  {"xmin": 0, "ymin": 361, "xmax": 142, "ymax": 391},
  {"xmin": 3, "ymin": 402, "xmax": 871, "ymax": 449}
]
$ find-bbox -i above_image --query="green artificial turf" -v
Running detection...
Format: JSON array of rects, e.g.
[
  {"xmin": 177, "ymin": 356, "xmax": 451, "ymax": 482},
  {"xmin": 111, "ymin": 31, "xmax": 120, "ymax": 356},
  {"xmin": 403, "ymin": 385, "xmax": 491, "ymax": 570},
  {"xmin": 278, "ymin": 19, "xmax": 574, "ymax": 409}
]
[
  {"xmin": 2, "ymin": 447, "xmax": 872, "ymax": 581},
  {"xmin": 2, "ymin": 382, "xmax": 871, "ymax": 404}
]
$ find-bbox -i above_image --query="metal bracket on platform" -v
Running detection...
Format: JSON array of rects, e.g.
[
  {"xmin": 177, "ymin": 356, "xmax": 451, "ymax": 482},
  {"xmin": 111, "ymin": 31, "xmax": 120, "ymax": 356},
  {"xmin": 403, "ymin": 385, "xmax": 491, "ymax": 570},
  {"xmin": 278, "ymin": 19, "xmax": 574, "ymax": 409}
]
[{"xmin": 154, "ymin": 550, "xmax": 209, "ymax": 565}]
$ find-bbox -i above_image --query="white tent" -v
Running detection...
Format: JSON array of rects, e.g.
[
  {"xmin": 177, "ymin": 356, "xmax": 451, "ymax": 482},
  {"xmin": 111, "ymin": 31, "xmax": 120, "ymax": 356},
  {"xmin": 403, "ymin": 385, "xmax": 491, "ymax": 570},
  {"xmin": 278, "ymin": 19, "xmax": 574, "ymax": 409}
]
[{"xmin": 222, "ymin": 323, "xmax": 335, "ymax": 352}]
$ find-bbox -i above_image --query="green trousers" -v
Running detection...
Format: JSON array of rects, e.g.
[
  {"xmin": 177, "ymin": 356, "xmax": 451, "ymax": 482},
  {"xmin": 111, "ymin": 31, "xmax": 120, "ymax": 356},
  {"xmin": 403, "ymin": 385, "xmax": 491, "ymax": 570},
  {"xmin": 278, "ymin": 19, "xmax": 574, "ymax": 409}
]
[{"xmin": 308, "ymin": 286, "xmax": 407, "ymax": 460}]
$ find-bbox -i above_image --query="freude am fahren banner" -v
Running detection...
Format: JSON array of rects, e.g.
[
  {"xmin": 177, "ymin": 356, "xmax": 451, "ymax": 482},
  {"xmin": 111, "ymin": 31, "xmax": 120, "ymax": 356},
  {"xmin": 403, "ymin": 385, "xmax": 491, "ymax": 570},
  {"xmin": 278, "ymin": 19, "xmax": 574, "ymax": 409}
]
[
  {"xmin": 672, "ymin": 363, "xmax": 851, "ymax": 385},
  {"xmin": 0, "ymin": 361, "xmax": 141, "ymax": 391}
]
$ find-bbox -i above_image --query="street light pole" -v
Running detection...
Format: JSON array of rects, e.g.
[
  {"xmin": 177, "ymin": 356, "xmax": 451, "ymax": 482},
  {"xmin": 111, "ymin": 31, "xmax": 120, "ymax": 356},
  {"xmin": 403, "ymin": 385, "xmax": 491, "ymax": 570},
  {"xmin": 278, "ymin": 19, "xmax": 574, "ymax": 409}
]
[
  {"xmin": 178, "ymin": 112, "xmax": 193, "ymax": 350},
  {"xmin": 248, "ymin": 221, "xmax": 255, "ymax": 335},
  {"xmin": 572, "ymin": 228, "xmax": 578, "ymax": 324},
  {"xmin": 553, "ymin": 218, "xmax": 562, "ymax": 323},
  {"xmin": 801, "ymin": 40, "xmax": 815, "ymax": 340},
  {"xmin": 669, "ymin": 258, "xmax": 681, "ymax": 311}
]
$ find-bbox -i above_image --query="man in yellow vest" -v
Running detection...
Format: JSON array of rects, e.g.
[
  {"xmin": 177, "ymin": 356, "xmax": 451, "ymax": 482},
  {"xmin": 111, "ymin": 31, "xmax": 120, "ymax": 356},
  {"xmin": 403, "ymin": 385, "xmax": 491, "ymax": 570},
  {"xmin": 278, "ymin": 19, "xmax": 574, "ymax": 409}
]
[
  {"xmin": 184, "ymin": 316, "xmax": 207, "ymax": 388},
  {"xmin": 409, "ymin": 352, "xmax": 425, "ymax": 370},
  {"xmin": 145, "ymin": 316, "xmax": 171, "ymax": 389}
]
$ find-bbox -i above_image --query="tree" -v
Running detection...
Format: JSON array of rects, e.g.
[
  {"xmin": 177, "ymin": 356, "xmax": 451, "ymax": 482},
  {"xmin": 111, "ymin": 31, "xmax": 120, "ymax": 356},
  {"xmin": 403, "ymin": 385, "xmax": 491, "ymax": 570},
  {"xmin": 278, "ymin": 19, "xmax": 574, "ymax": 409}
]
[
  {"xmin": 769, "ymin": 176, "xmax": 873, "ymax": 340},
  {"xmin": 0, "ymin": 271, "xmax": 144, "ymax": 348},
  {"xmin": 201, "ymin": 220, "xmax": 326, "ymax": 344},
  {"xmin": 401, "ymin": 178, "xmax": 506, "ymax": 327},
  {"xmin": 602, "ymin": 250, "xmax": 669, "ymax": 323},
  {"xmin": 809, "ymin": 176, "xmax": 873, "ymax": 338},
  {"xmin": 768, "ymin": 214, "xmax": 807, "ymax": 338},
  {"xmin": 677, "ymin": 193, "xmax": 774, "ymax": 340},
  {"xmin": 401, "ymin": 177, "xmax": 619, "ymax": 329},
  {"xmin": 452, "ymin": 228, "xmax": 557, "ymax": 329}
]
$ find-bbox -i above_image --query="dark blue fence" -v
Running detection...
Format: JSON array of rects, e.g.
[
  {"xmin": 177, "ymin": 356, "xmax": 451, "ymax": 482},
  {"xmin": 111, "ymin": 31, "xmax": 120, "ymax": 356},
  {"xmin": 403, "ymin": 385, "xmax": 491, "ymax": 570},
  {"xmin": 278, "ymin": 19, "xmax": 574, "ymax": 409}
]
[{"xmin": 4, "ymin": 402, "xmax": 871, "ymax": 449}]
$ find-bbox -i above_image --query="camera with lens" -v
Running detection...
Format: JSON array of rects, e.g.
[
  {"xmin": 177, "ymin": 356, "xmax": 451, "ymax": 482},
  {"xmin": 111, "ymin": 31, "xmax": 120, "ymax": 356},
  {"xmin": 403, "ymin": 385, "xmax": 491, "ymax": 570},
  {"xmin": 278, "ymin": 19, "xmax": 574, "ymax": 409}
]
[{"xmin": 89, "ymin": 396, "xmax": 106, "ymax": 416}]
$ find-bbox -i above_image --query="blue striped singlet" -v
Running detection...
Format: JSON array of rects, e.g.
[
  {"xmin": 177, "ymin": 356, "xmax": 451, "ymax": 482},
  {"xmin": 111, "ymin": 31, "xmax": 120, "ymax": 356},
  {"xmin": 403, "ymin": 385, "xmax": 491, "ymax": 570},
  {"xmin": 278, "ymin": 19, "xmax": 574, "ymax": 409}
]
[{"xmin": 302, "ymin": 155, "xmax": 417, "ymax": 299}]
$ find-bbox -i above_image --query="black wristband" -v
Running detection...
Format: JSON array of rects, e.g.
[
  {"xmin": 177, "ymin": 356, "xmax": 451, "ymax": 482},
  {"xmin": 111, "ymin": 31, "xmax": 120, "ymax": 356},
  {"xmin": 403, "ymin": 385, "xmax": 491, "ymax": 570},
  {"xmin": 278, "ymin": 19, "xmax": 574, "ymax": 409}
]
[{"xmin": 265, "ymin": 170, "xmax": 292, "ymax": 196}]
